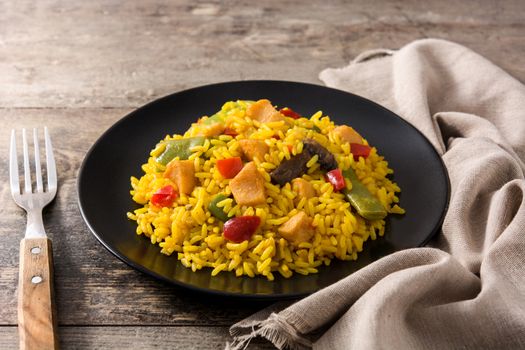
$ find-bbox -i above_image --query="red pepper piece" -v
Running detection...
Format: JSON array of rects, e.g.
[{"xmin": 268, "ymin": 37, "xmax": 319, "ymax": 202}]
[
  {"xmin": 223, "ymin": 127, "xmax": 238, "ymax": 137},
  {"xmin": 280, "ymin": 107, "xmax": 302, "ymax": 119},
  {"xmin": 151, "ymin": 185, "xmax": 177, "ymax": 207},
  {"xmin": 217, "ymin": 157, "xmax": 244, "ymax": 179},
  {"xmin": 223, "ymin": 216, "xmax": 261, "ymax": 243},
  {"xmin": 325, "ymin": 169, "xmax": 346, "ymax": 191},
  {"xmin": 350, "ymin": 143, "xmax": 371, "ymax": 161}
]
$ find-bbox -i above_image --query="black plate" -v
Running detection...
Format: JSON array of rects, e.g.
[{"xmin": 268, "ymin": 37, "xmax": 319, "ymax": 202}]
[{"xmin": 78, "ymin": 80, "xmax": 449, "ymax": 300}]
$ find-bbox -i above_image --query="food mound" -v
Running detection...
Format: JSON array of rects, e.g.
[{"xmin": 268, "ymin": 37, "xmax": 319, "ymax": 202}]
[{"xmin": 128, "ymin": 99, "xmax": 404, "ymax": 280}]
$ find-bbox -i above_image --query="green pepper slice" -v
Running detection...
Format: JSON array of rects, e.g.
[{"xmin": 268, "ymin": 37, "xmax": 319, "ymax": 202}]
[
  {"xmin": 202, "ymin": 100, "xmax": 255, "ymax": 126},
  {"xmin": 342, "ymin": 168, "xmax": 387, "ymax": 220},
  {"xmin": 156, "ymin": 136, "xmax": 206, "ymax": 165},
  {"xmin": 202, "ymin": 112, "xmax": 225, "ymax": 125},
  {"xmin": 208, "ymin": 194, "xmax": 231, "ymax": 222}
]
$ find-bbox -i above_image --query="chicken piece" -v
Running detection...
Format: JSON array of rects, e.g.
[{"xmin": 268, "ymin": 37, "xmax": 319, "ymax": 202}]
[
  {"xmin": 239, "ymin": 139, "xmax": 269, "ymax": 161},
  {"xmin": 332, "ymin": 125, "xmax": 363, "ymax": 145},
  {"xmin": 195, "ymin": 122, "xmax": 224, "ymax": 137},
  {"xmin": 229, "ymin": 162, "xmax": 266, "ymax": 206},
  {"xmin": 278, "ymin": 211, "xmax": 315, "ymax": 245},
  {"xmin": 164, "ymin": 159, "xmax": 196, "ymax": 195},
  {"xmin": 292, "ymin": 178, "xmax": 315, "ymax": 203},
  {"xmin": 246, "ymin": 99, "xmax": 284, "ymax": 123}
]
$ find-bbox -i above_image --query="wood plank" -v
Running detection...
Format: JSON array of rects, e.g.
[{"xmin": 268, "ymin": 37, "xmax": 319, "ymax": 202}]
[
  {"xmin": 0, "ymin": 326, "xmax": 275, "ymax": 349},
  {"xmin": 0, "ymin": 108, "xmax": 273, "ymax": 326},
  {"xmin": 0, "ymin": 0, "xmax": 524, "ymax": 108}
]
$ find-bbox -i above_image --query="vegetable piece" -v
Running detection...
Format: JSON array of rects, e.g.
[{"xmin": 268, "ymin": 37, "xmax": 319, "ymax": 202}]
[
  {"xmin": 302, "ymin": 139, "xmax": 338, "ymax": 171},
  {"xmin": 223, "ymin": 127, "xmax": 238, "ymax": 137},
  {"xmin": 208, "ymin": 194, "xmax": 230, "ymax": 222},
  {"xmin": 223, "ymin": 216, "xmax": 261, "ymax": 243},
  {"xmin": 202, "ymin": 112, "xmax": 225, "ymax": 125},
  {"xmin": 246, "ymin": 99, "xmax": 284, "ymax": 123},
  {"xmin": 151, "ymin": 185, "xmax": 177, "ymax": 207},
  {"xmin": 292, "ymin": 178, "xmax": 315, "ymax": 202},
  {"xmin": 342, "ymin": 168, "xmax": 387, "ymax": 220},
  {"xmin": 350, "ymin": 143, "xmax": 371, "ymax": 161},
  {"xmin": 230, "ymin": 162, "xmax": 266, "ymax": 206},
  {"xmin": 164, "ymin": 159, "xmax": 196, "ymax": 195},
  {"xmin": 278, "ymin": 211, "xmax": 315, "ymax": 245},
  {"xmin": 156, "ymin": 137, "xmax": 206, "ymax": 165},
  {"xmin": 217, "ymin": 157, "xmax": 244, "ymax": 179},
  {"xmin": 280, "ymin": 107, "xmax": 302, "ymax": 119},
  {"xmin": 325, "ymin": 169, "xmax": 345, "ymax": 191},
  {"xmin": 203, "ymin": 100, "xmax": 255, "ymax": 126},
  {"xmin": 270, "ymin": 151, "xmax": 311, "ymax": 186},
  {"xmin": 332, "ymin": 125, "xmax": 363, "ymax": 145},
  {"xmin": 239, "ymin": 139, "xmax": 269, "ymax": 161}
]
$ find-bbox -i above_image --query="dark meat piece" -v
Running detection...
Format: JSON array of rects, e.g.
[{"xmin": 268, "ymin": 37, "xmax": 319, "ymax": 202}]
[
  {"xmin": 270, "ymin": 151, "xmax": 311, "ymax": 186},
  {"xmin": 302, "ymin": 139, "xmax": 337, "ymax": 171},
  {"xmin": 270, "ymin": 139, "xmax": 339, "ymax": 185}
]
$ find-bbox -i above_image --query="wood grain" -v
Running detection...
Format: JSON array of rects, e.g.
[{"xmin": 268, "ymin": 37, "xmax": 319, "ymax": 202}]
[
  {"xmin": 0, "ymin": 0, "xmax": 524, "ymax": 109},
  {"xmin": 1, "ymin": 0, "xmax": 524, "ymax": 347},
  {"xmin": 18, "ymin": 238, "xmax": 58, "ymax": 350},
  {"xmin": 0, "ymin": 326, "xmax": 275, "ymax": 349}
]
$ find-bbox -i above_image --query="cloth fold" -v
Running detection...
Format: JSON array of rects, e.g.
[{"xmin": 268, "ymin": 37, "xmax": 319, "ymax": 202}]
[{"xmin": 227, "ymin": 39, "xmax": 525, "ymax": 349}]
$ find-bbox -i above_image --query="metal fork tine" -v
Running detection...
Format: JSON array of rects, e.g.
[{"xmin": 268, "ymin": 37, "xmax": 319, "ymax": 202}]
[
  {"xmin": 22, "ymin": 129, "xmax": 32, "ymax": 194},
  {"xmin": 45, "ymin": 127, "xmax": 57, "ymax": 192},
  {"xmin": 33, "ymin": 128, "xmax": 44, "ymax": 193},
  {"xmin": 9, "ymin": 130, "xmax": 20, "ymax": 196}
]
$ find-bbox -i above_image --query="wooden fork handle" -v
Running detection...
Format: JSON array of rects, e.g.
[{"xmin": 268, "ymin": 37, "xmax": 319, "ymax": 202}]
[{"xmin": 18, "ymin": 238, "xmax": 59, "ymax": 350}]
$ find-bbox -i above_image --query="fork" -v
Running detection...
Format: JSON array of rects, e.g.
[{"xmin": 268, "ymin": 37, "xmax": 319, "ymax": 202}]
[{"xmin": 10, "ymin": 128, "xmax": 58, "ymax": 350}]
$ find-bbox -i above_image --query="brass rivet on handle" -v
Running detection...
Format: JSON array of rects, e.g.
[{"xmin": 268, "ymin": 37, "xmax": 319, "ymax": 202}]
[
  {"xmin": 30, "ymin": 247, "xmax": 41, "ymax": 254},
  {"xmin": 31, "ymin": 276, "xmax": 43, "ymax": 284}
]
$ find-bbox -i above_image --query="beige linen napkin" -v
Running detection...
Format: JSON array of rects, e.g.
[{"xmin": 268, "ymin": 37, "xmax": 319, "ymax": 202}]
[{"xmin": 227, "ymin": 39, "xmax": 525, "ymax": 349}]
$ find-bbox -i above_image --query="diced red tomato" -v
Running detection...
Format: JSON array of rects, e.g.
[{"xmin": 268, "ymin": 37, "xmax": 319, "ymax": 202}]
[
  {"xmin": 325, "ymin": 169, "xmax": 345, "ymax": 191},
  {"xmin": 223, "ymin": 127, "xmax": 238, "ymax": 137},
  {"xmin": 223, "ymin": 216, "xmax": 261, "ymax": 243},
  {"xmin": 151, "ymin": 185, "xmax": 177, "ymax": 207},
  {"xmin": 217, "ymin": 157, "xmax": 244, "ymax": 179},
  {"xmin": 280, "ymin": 107, "xmax": 302, "ymax": 119},
  {"xmin": 350, "ymin": 143, "xmax": 371, "ymax": 161}
]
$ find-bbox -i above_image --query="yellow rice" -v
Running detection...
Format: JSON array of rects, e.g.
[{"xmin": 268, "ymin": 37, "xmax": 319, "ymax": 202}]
[{"xmin": 128, "ymin": 100, "xmax": 404, "ymax": 280}]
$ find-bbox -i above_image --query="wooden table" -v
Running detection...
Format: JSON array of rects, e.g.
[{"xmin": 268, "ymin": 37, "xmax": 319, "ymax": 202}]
[{"xmin": 1, "ymin": 1, "xmax": 524, "ymax": 348}]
